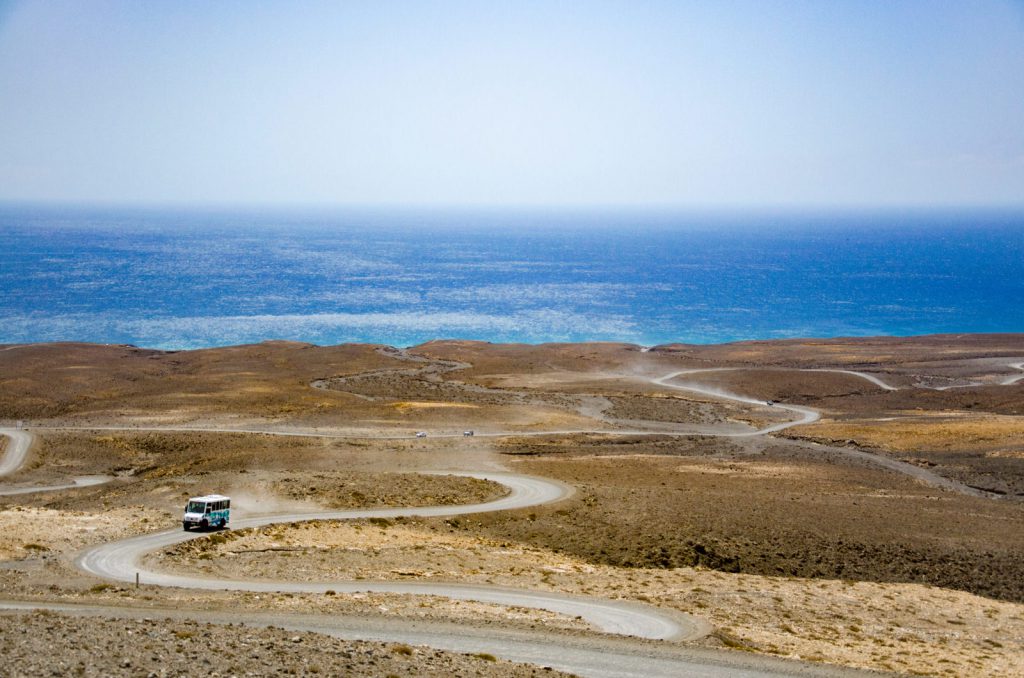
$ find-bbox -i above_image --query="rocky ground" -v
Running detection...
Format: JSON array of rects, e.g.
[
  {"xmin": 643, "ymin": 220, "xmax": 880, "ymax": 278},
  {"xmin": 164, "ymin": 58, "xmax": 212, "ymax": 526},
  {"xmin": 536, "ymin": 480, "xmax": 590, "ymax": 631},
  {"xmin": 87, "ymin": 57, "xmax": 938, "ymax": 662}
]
[
  {"xmin": 2, "ymin": 336, "xmax": 1024, "ymax": 677},
  {"xmin": 0, "ymin": 610, "xmax": 574, "ymax": 677},
  {"xmin": 155, "ymin": 517, "xmax": 1024, "ymax": 677}
]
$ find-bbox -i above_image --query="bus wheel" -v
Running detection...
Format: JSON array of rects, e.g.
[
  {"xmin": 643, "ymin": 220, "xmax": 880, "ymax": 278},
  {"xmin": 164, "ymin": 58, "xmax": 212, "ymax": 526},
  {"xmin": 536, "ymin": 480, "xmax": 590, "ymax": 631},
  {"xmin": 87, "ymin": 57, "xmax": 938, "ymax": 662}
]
[
  {"xmin": 182, "ymin": 523, "xmax": 190, "ymax": 531},
  {"xmin": 200, "ymin": 519, "xmax": 208, "ymax": 529}
]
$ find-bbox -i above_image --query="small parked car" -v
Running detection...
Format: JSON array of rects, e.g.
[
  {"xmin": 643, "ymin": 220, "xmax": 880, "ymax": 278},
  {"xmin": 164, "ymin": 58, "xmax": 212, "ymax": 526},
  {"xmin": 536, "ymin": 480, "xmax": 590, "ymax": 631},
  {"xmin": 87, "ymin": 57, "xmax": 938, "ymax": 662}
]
[
  {"xmin": 415, "ymin": 431, "xmax": 427, "ymax": 438},
  {"xmin": 463, "ymin": 430, "xmax": 474, "ymax": 436}
]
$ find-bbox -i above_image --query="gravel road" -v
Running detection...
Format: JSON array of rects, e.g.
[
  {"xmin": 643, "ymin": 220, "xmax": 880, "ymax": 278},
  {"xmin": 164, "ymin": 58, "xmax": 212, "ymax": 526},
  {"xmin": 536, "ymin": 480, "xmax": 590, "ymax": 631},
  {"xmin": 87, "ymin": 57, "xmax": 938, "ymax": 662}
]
[
  {"xmin": 1003, "ymin": 362, "xmax": 1024, "ymax": 386},
  {"xmin": 76, "ymin": 471, "xmax": 702, "ymax": 643},
  {"xmin": 650, "ymin": 370, "xmax": 820, "ymax": 434},
  {"xmin": 4, "ymin": 361, "xmax": 1001, "ymax": 677},
  {"xmin": 0, "ymin": 601, "xmax": 879, "ymax": 678},
  {"xmin": 0, "ymin": 427, "xmax": 114, "ymax": 495},
  {"xmin": 0, "ymin": 606, "xmax": 574, "ymax": 678},
  {"xmin": 0, "ymin": 427, "xmax": 32, "ymax": 477}
]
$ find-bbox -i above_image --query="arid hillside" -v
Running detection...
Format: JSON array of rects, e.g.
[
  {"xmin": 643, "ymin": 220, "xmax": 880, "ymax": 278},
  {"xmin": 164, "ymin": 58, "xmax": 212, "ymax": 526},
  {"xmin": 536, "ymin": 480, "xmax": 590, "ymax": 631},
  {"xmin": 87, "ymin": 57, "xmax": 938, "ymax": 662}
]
[{"xmin": 2, "ymin": 335, "xmax": 1023, "ymax": 676}]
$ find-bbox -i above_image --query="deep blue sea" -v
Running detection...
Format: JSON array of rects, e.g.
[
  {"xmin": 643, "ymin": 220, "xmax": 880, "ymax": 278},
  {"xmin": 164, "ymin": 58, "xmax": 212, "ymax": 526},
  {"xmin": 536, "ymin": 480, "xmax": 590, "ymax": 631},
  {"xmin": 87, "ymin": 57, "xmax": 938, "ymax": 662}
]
[{"xmin": 1, "ymin": 206, "xmax": 1022, "ymax": 350}]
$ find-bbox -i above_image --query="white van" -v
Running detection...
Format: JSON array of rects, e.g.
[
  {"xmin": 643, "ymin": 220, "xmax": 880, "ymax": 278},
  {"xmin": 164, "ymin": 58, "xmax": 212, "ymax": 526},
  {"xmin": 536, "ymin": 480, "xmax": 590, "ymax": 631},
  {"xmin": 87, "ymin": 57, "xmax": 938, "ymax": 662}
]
[{"xmin": 182, "ymin": 494, "xmax": 231, "ymax": 531}]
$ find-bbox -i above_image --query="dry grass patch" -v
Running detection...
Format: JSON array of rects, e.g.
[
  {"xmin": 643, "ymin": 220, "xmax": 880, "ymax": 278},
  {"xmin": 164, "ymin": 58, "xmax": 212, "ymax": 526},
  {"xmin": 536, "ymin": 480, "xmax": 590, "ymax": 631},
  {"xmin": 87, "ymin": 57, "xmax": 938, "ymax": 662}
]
[
  {"xmin": 796, "ymin": 415, "xmax": 1024, "ymax": 454},
  {"xmin": 391, "ymin": 401, "xmax": 481, "ymax": 410},
  {"xmin": 787, "ymin": 415, "xmax": 1024, "ymax": 495}
]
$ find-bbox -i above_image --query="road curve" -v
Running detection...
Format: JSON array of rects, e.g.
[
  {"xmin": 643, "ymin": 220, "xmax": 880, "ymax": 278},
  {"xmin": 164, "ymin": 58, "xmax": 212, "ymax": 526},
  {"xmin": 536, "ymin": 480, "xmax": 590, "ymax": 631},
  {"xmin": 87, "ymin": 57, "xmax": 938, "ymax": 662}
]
[
  {"xmin": 810, "ymin": 362, "xmax": 1024, "ymax": 391},
  {"xmin": 656, "ymin": 362, "xmax": 1024, "ymax": 392},
  {"xmin": 651, "ymin": 370, "xmax": 820, "ymax": 435},
  {"xmin": 0, "ymin": 427, "xmax": 33, "ymax": 477},
  {"xmin": 76, "ymin": 471, "xmax": 702, "ymax": 642},
  {"xmin": 0, "ymin": 475, "xmax": 115, "ymax": 496},
  {"xmin": 805, "ymin": 368, "xmax": 898, "ymax": 391},
  {"xmin": 648, "ymin": 371, "xmax": 996, "ymax": 497},
  {"xmin": 0, "ymin": 428, "xmax": 115, "ymax": 495},
  {"xmin": 1003, "ymin": 362, "xmax": 1024, "ymax": 386}
]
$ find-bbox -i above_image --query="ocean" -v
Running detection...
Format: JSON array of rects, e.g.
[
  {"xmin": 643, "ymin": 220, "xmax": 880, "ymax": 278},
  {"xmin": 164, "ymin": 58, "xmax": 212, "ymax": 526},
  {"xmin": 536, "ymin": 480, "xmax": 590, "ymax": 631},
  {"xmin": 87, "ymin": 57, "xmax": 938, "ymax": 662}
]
[{"xmin": 1, "ymin": 206, "xmax": 1022, "ymax": 350}]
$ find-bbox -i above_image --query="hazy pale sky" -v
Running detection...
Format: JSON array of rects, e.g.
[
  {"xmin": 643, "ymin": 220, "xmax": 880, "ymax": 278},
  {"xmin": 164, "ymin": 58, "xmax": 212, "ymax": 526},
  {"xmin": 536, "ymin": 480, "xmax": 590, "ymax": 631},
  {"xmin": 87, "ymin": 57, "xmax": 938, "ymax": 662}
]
[{"xmin": 1, "ymin": 0, "xmax": 1022, "ymax": 208}]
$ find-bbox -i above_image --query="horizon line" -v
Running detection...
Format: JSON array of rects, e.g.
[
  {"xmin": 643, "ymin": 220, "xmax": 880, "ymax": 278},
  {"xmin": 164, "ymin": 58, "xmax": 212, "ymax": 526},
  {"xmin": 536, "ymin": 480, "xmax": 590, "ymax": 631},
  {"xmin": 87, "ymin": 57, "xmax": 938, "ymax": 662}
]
[{"xmin": 2, "ymin": 199, "xmax": 1023, "ymax": 215}]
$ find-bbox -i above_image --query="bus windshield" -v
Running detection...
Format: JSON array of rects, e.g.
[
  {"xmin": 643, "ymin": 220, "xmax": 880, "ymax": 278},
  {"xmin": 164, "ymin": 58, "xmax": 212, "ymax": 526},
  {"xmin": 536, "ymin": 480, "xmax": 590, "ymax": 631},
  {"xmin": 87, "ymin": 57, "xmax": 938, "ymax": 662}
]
[{"xmin": 186, "ymin": 501, "xmax": 206, "ymax": 513}]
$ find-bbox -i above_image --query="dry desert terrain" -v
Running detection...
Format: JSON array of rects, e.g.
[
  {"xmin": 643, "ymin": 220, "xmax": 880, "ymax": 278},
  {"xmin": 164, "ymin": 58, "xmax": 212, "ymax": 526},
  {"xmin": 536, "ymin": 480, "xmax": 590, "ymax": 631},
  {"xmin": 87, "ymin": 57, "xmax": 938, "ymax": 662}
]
[{"xmin": 2, "ymin": 335, "xmax": 1023, "ymax": 676}]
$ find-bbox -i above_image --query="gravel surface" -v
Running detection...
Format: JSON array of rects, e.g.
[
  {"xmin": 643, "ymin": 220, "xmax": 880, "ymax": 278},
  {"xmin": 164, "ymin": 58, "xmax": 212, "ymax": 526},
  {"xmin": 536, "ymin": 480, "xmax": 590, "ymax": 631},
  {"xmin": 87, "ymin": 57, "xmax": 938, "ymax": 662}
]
[{"xmin": 0, "ymin": 610, "xmax": 576, "ymax": 677}]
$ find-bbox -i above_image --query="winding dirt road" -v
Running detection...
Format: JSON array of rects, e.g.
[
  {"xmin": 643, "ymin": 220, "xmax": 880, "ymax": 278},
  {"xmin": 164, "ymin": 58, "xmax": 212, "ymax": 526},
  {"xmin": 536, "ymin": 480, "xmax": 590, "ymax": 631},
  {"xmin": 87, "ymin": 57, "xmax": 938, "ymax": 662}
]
[
  {"xmin": 647, "ymin": 369, "xmax": 1003, "ymax": 497},
  {"xmin": 3, "ymin": 423, "xmax": 868, "ymax": 676},
  {"xmin": 650, "ymin": 370, "xmax": 820, "ymax": 434},
  {"xmin": 17, "ymin": 364, "xmax": 1001, "ymax": 496},
  {"xmin": 2, "ymin": 360, "xmax": 1018, "ymax": 676},
  {"xmin": 0, "ymin": 427, "xmax": 113, "ymax": 495},
  {"xmin": 76, "ymin": 471, "xmax": 697, "ymax": 642}
]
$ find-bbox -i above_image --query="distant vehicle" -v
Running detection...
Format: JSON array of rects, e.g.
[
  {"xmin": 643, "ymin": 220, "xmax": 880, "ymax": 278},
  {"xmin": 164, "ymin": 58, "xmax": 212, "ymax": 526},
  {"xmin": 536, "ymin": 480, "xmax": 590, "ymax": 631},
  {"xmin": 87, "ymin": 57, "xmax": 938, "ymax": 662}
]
[
  {"xmin": 463, "ymin": 430, "xmax": 474, "ymax": 436},
  {"xmin": 415, "ymin": 431, "xmax": 427, "ymax": 438},
  {"xmin": 766, "ymin": 400, "xmax": 775, "ymax": 407},
  {"xmin": 183, "ymin": 494, "xmax": 230, "ymax": 531}
]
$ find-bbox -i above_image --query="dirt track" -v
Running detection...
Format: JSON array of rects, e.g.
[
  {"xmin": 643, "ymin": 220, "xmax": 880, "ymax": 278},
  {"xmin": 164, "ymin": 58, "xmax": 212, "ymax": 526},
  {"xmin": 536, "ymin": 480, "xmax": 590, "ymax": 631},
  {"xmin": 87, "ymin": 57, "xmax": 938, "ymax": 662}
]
[{"xmin": 1, "ymin": 336, "xmax": 1023, "ymax": 676}]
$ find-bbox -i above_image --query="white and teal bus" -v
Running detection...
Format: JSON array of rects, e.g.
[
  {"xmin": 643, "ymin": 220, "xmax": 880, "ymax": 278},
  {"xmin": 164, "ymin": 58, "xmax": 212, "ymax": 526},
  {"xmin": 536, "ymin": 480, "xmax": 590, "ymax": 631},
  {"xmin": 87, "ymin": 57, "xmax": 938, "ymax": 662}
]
[{"xmin": 182, "ymin": 494, "xmax": 230, "ymax": 531}]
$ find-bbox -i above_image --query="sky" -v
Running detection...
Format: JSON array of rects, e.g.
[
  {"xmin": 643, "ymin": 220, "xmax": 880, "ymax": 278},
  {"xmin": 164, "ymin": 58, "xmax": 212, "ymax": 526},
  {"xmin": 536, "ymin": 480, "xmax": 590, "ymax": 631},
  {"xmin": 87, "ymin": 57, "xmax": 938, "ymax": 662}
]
[{"xmin": 0, "ymin": 0, "xmax": 1022, "ymax": 209}]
